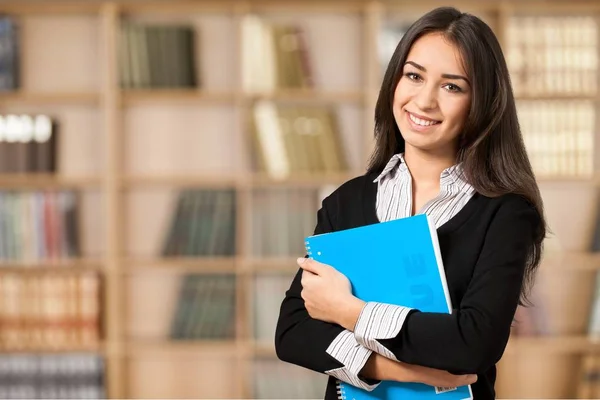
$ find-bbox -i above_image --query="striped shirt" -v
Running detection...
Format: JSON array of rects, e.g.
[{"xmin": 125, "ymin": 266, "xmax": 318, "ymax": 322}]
[{"xmin": 324, "ymin": 153, "xmax": 476, "ymax": 390}]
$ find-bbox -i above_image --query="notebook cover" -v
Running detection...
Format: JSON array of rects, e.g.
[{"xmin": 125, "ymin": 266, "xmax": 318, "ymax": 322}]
[{"xmin": 304, "ymin": 214, "xmax": 473, "ymax": 400}]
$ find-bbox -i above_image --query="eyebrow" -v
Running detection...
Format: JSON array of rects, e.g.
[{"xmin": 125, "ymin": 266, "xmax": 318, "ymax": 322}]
[{"xmin": 405, "ymin": 61, "xmax": 470, "ymax": 84}]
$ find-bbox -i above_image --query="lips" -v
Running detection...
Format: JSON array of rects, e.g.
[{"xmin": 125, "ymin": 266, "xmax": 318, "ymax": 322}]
[{"xmin": 406, "ymin": 111, "xmax": 441, "ymax": 127}]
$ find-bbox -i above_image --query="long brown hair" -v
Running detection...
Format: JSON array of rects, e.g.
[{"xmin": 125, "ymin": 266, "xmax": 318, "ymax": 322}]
[{"xmin": 368, "ymin": 6, "xmax": 547, "ymax": 305}]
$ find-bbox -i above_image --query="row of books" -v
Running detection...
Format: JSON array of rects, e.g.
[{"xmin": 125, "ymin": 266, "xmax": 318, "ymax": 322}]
[
  {"xmin": 242, "ymin": 16, "xmax": 312, "ymax": 92},
  {"xmin": 0, "ymin": 272, "xmax": 100, "ymax": 351},
  {"xmin": 251, "ymin": 102, "xmax": 347, "ymax": 179},
  {"xmin": 161, "ymin": 189, "xmax": 236, "ymax": 257},
  {"xmin": 253, "ymin": 359, "xmax": 327, "ymax": 399},
  {"xmin": 0, "ymin": 353, "xmax": 105, "ymax": 399},
  {"xmin": 0, "ymin": 191, "xmax": 79, "ymax": 263},
  {"xmin": 170, "ymin": 274, "xmax": 236, "ymax": 340},
  {"xmin": 168, "ymin": 273, "xmax": 298, "ymax": 341},
  {"xmin": 517, "ymin": 100, "xmax": 594, "ymax": 177},
  {"xmin": 251, "ymin": 188, "xmax": 317, "ymax": 257},
  {"xmin": 119, "ymin": 23, "xmax": 196, "ymax": 89},
  {"xmin": 506, "ymin": 16, "xmax": 597, "ymax": 96},
  {"xmin": 0, "ymin": 16, "xmax": 18, "ymax": 91},
  {"xmin": 0, "ymin": 114, "xmax": 56, "ymax": 174}
]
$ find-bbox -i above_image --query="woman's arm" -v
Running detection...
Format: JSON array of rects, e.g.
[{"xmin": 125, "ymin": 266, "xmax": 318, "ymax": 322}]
[
  {"xmin": 275, "ymin": 197, "xmax": 477, "ymax": 390},
  {"xmin": 360, "ymin": 353, "xmax": 478, "ymax": 388},
  {"xmin": 275, "ymin": 200, "xmax": 380, "ymax": 391},
  {"xmin": 347, "ymin": 197, "xmax": 539, "ymax": 374}
]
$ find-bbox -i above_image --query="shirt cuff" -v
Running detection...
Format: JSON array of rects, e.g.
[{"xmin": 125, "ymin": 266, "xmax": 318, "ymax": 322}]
[
  {"xmin": 324, "ymin": 330, "xmax": 380, "ymax": 391},
  {"xmin": 354, "ymin": 302, "xmax": 413, "ymax": 360}
]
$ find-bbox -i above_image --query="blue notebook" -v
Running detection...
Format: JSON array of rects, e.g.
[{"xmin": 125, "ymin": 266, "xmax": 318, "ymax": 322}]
[{"xmin": 304, "ymin": 214, "xmax": 473, "ymax": 400}]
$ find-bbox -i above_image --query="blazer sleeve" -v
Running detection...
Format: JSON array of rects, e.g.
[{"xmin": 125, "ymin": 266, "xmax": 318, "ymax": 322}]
[
  {"xmin": 354, "ymin": 197, "xmax": 540, "ymax": 374},
  {"xmin": 275, "ymin": 197, "xmax": 379, "ymax": 390}
]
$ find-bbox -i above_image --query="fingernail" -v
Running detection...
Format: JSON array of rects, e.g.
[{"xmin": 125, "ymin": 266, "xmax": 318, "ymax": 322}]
[{"xmin": 297, "ymin": 257, "xmax": 307, "ymax": 264}]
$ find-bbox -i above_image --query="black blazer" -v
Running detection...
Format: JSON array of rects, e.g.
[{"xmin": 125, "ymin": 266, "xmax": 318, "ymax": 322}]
[{"xmin": 275, "ymin": 172, "xmax": 541, "ymax": 400}]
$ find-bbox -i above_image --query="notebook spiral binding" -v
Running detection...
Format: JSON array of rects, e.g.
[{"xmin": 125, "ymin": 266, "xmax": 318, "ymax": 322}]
[
  {"xmin": 305, "ymin": 240, "xmax": 312, "ymax": 258},
  {"xmin": 336, "ymin": 379, "xmax": 346, "ymax": 400}
]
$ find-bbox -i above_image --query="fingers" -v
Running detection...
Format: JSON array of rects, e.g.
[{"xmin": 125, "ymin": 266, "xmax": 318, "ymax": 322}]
[
  {"xmin": 453, "ymin": 374, "xmax": 477, "ymax": 387},
  {"xmin": 297, "ymin": 257, "xmax": 324, "ymax": 275}
]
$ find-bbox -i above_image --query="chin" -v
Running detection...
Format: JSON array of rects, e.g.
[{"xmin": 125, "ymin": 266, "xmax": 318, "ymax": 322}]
[{"xmin": 400, "ymin": 130, "xmax": 438, "ymax": 150}]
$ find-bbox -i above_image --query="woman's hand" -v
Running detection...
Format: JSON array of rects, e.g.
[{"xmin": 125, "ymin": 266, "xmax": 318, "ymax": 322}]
[
  {"xmin": 297, "ymin": 257, "xmax": 365, "ymax": 330},
  {"xmin": 404, "ymin": 363, "xmax": 477, "ymax": 388},
  {"xmin": 361, "ymin": 353, "xmax": 477, "ymax": 388}
]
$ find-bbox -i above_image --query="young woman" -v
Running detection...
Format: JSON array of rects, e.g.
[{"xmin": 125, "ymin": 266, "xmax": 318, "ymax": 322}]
[{"xmin": 275, "ymin": 6, "xmax": 546, "ymax": 400}]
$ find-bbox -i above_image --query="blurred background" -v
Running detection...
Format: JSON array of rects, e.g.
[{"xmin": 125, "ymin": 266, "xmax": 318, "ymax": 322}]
[{"xmin": 0, "ymin": 0, "xmax": 598, "ymax": 398}]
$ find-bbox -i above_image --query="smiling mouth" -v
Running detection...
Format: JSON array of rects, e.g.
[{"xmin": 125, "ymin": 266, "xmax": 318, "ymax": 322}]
[{"xmin": 406, "ymin": 111, "xmax": 441, "ymax": 127}]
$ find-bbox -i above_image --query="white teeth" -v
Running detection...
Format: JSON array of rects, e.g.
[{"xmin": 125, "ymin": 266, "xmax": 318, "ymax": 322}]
[{"xmin": 408, "ymin": 112, "xmax": 439, "ymax": 126}]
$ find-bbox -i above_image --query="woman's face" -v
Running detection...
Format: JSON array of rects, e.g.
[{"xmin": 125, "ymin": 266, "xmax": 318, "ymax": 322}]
[{"xmin": 393, "ymin": 32, "xmax": 472, "ymax": 156}]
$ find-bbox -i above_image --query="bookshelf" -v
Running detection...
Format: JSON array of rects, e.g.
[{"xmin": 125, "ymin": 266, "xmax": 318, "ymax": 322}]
[{"xmin": 1, "ymin": 0, "xmax": 600, "ymax": 399}]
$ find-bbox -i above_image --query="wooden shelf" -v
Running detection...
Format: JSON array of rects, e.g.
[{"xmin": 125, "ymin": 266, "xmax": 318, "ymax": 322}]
[
  {"xmin": 0, "ymin": 174, "xmax": 101, "ymax": 189},
  {"xmin": 0, "ymin": 91, "xmax": 99, "ymax": 105},
  {"xmin": 127, "ymin": 339, "xmax": 239, "ymax": 356},
  {"xmin": 121, "ymin": 89, "xmax": 235, "ymax": 106},
  {"xmin": 505, "ymin": 335, "xmax": 600, "ymax": 355},
  {"xmin": 536, "ymin": 175, "xmax": 599, "ymax": 185},
  {"xmin": 249, "ymin": 172, "xmax": 356, "ymax": 187},
  {"xmin": 121, "ymin": 174, "xmax": 239, "ymax": 188},
  {"xmin": 0, "ymin": 259, "xmax": 104, "ymax": 273},
  {"xmin": 0, "ymin": 342, "xmax": 106, "ymax": 354},
  {"xmin": 120, "ymin": 89, "xmax": 364, "ymax": 105},
  {"xmin": 121, "ymin": 172, "xmax": 354, "ymax": 188},
  {"xmin": 11, "ymin": 1, "xmax": 598, "ymax": 399},
  {"xmin": 248, "ymin": 0, "xmax": 365, "ymax": 13},
  {"xmin": 123, "ymin": 257, "xmax": 237, "ymax": 274},
  {"xmin": 118, "ymin": 0, "xmax": 236, "ymax": 13},
  {"xmin": 0, "ymin": 1, "xmax": 101, "ymax": 15},
  {"xmin": 245, "ymin": 257, "xmax": 298, "ymax": 273},
  {"xmin": 244, "ymin": 89, "xmax": 364, "ymax": 103},
  {"xmin": 514, "ymin": 93, "xmax": 598, "ymax": 101}
]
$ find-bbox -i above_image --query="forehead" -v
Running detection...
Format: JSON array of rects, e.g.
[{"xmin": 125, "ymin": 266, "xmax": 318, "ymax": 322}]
[{"xmin": 406, "ymin": 32, "xmax": 466, "ymax": 75}]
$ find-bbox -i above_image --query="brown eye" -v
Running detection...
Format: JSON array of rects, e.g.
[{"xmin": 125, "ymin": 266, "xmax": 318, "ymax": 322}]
[
  {"xmin": 404, "ymin": 72, "xmax": 422, "ymax": 82},
  {"xmin": 444, "ymin": 83, "xmax": 463, "ymax": 93}
]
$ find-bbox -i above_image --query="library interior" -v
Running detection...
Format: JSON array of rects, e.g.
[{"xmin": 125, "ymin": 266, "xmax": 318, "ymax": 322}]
[{"xmin": 0, "ymin": 0, "xmax": 599, "ymax": 398}]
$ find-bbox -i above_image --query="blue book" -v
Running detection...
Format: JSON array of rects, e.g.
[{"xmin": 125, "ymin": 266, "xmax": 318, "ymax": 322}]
[{"xmin": 304, "ymin": 214, "xmax": 473, "ymax": 400}]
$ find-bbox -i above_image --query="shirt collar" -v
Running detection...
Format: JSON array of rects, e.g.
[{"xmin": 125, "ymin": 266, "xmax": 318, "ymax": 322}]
[{"xmin": 373, "ymin": 153, "xmax": 470, "ymax": 188}]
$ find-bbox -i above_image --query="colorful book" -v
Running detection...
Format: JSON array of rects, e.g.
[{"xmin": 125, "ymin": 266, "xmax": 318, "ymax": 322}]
[{"xmin": 304, "ymin": 214, "xmax": 473, "ymax": 400}]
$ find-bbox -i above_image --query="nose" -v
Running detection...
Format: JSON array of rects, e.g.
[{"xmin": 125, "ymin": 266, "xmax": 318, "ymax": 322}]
[{"xmin": 414, "ymin": 83, "xmax": 438, "ymax": 111}]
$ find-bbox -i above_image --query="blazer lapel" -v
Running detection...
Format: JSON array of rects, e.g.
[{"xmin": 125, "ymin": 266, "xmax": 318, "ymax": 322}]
[{"xmin": 362, "ymin": 172, "xmax": 380, "ymax": 226}]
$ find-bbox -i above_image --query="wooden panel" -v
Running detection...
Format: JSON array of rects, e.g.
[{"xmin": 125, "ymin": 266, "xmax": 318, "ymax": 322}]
[
  {"xmin": 539, "ymin": 182, "xmax": 599, "ymax": 251},
  {"xmin": 125, "ymin": 271, "xmax": 180, "ymax": 339},
  {"xmin": 124, "ymin": 189, "xmax": 179, "ymax": 258},
  {"xmin": 535, "ymin": 269, "xmax": 597, "ymax": 335},
  {"xmin": 79, "ymin": 190, "xmax": 107, "ymax": 259},
  {"xmin": 0, "ymin": 92, "xmax": 99, "ymax": 105},
  {"xmin": 126, "ymin": 354, "xmax": 237, "ymax": 399},
  {"xmin": 512, "ymin": 354, "xmax": 582, "ymax": 398},
  {"xmin": 19, "ymin": 15, "xmax": 101, "ymax": 92},
  {"xmin": 124, "ymin": 105, "xmax": 238, "ymax": 176}
]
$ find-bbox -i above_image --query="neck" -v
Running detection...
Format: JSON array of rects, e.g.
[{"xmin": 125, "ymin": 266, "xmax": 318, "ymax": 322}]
[{"xmin": 403, "ymin": 146, "xmax": 457, "ymax": 187}]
